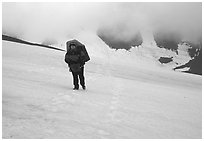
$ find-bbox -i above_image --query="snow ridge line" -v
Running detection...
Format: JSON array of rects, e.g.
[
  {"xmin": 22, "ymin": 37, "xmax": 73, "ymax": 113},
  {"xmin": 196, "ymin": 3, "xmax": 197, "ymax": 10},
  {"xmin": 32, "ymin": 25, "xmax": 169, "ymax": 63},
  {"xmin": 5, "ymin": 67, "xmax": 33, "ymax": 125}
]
[{"xmin": 2, "ymin": 35, "xmax": 65, "ymax": 52}]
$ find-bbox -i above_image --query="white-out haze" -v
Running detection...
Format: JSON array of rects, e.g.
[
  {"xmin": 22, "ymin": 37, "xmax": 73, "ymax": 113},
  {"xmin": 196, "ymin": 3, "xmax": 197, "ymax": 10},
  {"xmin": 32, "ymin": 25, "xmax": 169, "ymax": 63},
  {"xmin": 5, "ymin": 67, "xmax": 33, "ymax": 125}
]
[{"xmin": 2, "ymin": 2, "xmax": 202, "ymax": 48}]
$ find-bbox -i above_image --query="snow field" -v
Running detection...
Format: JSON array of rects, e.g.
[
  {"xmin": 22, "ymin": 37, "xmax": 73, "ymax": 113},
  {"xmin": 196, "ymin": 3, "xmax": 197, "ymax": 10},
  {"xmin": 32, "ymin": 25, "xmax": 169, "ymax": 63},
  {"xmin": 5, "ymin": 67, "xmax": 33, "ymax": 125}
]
[{"xmin": 2, "ymin": 41, "xmax": 202, "ymax": 138}]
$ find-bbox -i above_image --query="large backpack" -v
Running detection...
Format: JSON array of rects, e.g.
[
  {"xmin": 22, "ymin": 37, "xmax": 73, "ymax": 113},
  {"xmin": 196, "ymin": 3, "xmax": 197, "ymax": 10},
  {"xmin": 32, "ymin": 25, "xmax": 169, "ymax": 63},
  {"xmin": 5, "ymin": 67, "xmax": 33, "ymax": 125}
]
[
  {"xmin": 80, "ymin": 45, "xmax": 90, "ymax": 62},
  {"xmin": 66, "ymin": 40, "xmax": 90, "ymax": 63},
  {"xmin": 64, "ymin": 53, "xmax": 69, "ymax": 64}
]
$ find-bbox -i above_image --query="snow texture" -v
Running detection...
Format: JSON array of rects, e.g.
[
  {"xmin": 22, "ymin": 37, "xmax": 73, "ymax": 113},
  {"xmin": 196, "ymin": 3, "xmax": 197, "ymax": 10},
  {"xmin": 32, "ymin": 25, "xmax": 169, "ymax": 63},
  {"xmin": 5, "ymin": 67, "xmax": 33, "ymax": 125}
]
[{"xmin": 2, "ymin": 39, "xmax": 202, "ymax": 139}]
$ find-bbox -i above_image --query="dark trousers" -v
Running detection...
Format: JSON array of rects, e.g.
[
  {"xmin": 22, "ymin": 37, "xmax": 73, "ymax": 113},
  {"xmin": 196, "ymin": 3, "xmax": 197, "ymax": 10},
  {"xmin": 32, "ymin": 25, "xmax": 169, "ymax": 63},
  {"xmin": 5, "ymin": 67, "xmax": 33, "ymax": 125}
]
[{"xmin": 71, "ymin": 67, "xmax": 85, "ymax": 88}]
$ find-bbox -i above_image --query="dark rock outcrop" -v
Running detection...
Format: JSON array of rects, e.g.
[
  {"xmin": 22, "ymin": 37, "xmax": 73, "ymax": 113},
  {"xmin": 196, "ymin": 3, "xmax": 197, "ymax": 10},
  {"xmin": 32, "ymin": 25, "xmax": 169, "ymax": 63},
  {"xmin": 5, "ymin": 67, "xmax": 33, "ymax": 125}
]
[
  {"xmin": 173, "ymin": 49, "xmax": 202, "ymax": 75},
  {"xmin": 97, "ymin": 27, "xmax": 143, "ymax": 50},
  {"xmin": 153, "ymin": 32, "xmax": 181, "ymax": 51},
  {"xmin": 159, "ymin": 57, "xmax": 173, "ymax": 64}
]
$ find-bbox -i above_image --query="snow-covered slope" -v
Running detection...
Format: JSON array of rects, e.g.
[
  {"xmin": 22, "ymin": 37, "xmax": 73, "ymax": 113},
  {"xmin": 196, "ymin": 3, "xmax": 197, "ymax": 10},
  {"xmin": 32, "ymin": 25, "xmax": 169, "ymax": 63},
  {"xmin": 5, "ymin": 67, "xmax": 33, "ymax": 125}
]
[
  {"xmin": 55, "ymin": 31, "xmax": 193, "ymax": 72},
  {"xmin": 2, "ymin": 40, "xmax": 202, "ymax": 139}
]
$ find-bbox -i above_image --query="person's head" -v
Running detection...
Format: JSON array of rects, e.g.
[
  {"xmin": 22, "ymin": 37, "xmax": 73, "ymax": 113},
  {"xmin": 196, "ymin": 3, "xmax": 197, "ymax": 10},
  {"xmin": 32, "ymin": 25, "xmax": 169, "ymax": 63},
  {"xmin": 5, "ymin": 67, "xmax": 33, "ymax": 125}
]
[{"xmin": 70, "ymin": 44, "xmax": 76, "ymax": 50}]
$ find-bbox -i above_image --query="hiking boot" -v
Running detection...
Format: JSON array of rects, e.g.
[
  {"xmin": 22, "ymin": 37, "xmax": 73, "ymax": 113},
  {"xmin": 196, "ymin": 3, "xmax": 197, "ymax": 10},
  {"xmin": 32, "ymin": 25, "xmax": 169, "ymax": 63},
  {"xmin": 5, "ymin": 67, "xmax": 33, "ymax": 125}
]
[
  {"xmin": 73, "ymin": 87, "xmax": 79, "ymax": 90},
  {"xmin": 82, "ymin": 86, "xmax": 86, "ymax": 90}
]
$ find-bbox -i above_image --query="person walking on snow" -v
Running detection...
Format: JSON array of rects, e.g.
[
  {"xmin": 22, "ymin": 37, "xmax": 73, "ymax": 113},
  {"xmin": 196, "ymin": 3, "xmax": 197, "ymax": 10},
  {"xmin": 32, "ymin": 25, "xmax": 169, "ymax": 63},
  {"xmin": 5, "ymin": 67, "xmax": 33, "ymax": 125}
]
[{"xmin": 65, "ymin": 42, "xmax": 89, "ymax": 90}]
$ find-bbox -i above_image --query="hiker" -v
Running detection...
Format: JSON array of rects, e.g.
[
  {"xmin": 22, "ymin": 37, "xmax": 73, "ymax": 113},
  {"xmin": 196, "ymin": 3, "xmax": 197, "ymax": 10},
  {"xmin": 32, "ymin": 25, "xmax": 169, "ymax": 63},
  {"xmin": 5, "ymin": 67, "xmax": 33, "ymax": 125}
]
[{"xmin": 65, "ymin": 40, "xmax": 90, "ymax": 90}]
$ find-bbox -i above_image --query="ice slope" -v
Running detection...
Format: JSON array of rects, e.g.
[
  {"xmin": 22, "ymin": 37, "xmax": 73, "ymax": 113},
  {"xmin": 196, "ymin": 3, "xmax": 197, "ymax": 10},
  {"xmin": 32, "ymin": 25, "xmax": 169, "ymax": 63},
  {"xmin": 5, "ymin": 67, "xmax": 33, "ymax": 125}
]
[{"xmin": 2, "ymin": 40, "xmax": 202, "ymax": 139}]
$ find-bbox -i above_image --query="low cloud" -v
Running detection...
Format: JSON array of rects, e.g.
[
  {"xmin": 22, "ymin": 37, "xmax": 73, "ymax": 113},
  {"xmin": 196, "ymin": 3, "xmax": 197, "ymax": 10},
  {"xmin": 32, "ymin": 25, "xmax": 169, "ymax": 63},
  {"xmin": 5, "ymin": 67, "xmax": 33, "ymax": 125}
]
[{"xmin": 2, "ymin": 2, "xmax": 202, "ymax": 48}]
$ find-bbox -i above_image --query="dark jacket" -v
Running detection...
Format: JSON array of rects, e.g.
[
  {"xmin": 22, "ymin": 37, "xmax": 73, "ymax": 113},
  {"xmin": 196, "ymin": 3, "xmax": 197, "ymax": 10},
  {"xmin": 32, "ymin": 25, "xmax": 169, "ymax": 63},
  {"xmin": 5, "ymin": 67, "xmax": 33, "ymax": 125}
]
[{"xmin": 65, "ymin": 47, "xmax": 85, "ymax": 67}]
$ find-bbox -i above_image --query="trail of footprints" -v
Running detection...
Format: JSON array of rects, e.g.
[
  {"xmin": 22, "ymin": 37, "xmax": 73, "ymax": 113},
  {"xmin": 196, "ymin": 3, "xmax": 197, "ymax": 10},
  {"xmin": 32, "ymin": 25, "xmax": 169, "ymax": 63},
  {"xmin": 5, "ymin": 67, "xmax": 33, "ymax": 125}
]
[{"xmin": 105, "ymin": 65, "xmax": 124, "ymax": 124}]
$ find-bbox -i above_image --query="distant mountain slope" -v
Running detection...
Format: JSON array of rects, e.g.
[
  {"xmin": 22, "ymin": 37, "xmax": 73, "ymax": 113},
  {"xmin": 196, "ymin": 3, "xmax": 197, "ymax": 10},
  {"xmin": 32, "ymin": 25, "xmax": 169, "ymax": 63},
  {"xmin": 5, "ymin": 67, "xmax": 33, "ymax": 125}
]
[{"xmin": 2, "ymin": 34, "xmax": 202, "ymax": 75}]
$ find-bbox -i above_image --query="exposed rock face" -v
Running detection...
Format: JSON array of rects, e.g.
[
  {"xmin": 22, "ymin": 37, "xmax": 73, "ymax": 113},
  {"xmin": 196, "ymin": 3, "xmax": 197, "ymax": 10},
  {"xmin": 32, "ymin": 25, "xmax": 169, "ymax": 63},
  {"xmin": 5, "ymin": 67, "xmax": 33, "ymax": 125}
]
[
  {"xmin": 159, "ymin": 57, "xmax": 173, "ymax": 64},
  {"xmin": 97, "ymin": 28, "xmax": 143, "ymax": 50},
  {"xmin": 153, "ymin": 32, "xmax": 181, "ymax": 51}
]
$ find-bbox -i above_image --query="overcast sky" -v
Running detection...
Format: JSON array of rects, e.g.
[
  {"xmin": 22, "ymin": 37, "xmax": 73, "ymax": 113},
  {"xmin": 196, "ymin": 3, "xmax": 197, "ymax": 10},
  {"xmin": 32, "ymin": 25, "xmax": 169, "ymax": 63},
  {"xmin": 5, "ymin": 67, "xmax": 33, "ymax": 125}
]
[{"xmin": 2, "ymin": 2, "xmax": 202, "ymax": 44}]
